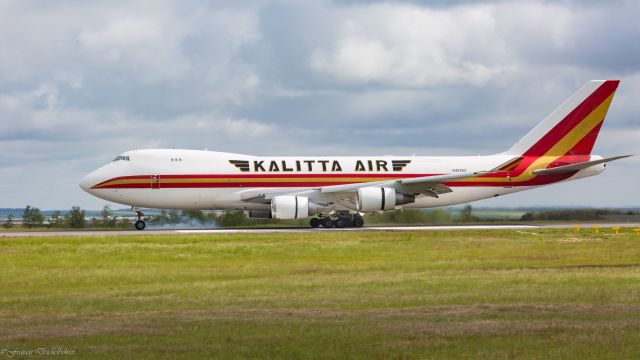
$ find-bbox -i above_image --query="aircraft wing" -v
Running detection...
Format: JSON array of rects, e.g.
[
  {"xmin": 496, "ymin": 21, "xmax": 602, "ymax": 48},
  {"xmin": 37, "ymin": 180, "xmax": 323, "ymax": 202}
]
[
  {"xmin": 247, "ymin": 155, "xmax": 631, "ymax": 202},
  {"xmin": 240, "ymin": 170, "xmax": 497, "ymax": 205},
  {"xmin": 317, "ymin": 171, "xmax": 495, "ymax": 194},
  {"xmin": 533, "ymin": 155, "xmax": 632, "ymax": 176}
]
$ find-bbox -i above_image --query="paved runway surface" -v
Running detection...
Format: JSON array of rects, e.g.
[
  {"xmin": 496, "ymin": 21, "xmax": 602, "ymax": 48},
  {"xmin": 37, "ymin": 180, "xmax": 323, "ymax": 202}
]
[{"xmin": 2, "ymin": 223, "xmax": 639, "ymax": 237}]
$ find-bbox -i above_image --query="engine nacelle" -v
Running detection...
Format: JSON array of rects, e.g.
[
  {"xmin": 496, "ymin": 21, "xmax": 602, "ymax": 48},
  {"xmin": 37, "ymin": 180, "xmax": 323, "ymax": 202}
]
[
  {"xmin": 356, "ymin": 187, "xmax": 415, "ymax": 212},
  {"xmin": 247, "ymin": 209, "xmax": 272, "ymax": 219},
  {"xmin": 271, "ymin": 195, "xmax": 309, "ymax": 219}
]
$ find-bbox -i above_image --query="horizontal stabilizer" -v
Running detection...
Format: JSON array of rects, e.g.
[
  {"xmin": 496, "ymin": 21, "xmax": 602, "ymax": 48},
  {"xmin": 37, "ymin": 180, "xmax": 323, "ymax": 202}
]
[{"xmin": 533, "ymin": 155, "xmax": 632, "ymax": 175}]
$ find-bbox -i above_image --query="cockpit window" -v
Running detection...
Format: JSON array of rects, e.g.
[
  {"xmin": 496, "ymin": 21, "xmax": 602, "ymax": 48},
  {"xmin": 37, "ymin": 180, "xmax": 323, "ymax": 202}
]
[{"xmin": 113, "ymin": 155, "xmax": 130, "ymax": 161}]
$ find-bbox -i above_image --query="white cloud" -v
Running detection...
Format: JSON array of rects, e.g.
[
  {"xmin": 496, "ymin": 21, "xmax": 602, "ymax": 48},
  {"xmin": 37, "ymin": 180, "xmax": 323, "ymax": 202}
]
[
  {"xmin": 312, "ymin": 37, "xmax": 394, "ymax": 83},
  {"xmin": 77, "ymin": 14, "xmax": 191, "ymax": 82},
  {"xmin": 310, "ymin": 3, "xmax": 514, "ymax": 86},
  {"xmin": 308, "ymin": 2, "xmax": 601, "ymax": 88},
  {"xmin": 176, "ymin": 112, "xmax": 274, "ymax": 138},
  {"xmin": 342, "ymin": 89, "xmax": 436, "ymax": 117},
  {"xmin": 0, "ymin": 82, "xmax": 274, "ymax": 143}
]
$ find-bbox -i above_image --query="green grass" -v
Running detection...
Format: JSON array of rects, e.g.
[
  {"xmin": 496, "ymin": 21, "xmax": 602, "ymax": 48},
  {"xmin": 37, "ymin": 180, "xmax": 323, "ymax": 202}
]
[{"xmin": 2, "ymin": 229, "xmax": 640, "ymax": 359}]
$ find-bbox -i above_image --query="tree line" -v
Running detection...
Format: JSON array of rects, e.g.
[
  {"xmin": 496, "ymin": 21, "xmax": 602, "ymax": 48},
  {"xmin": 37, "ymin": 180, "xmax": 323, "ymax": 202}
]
[
  {"xmin": 2, "ymin": 205, "xmax": 131, "ymax": 229},
  {"xmin": 3, "ymin": 205, "xmax": 637, "ymax": 229},
  {"xmin": 1, "ymin": 206, "xmax": 471, "ymax": 229},
  {"xmin": 519, "ymin": 208, "xmax": 636, "ymax": 221}
]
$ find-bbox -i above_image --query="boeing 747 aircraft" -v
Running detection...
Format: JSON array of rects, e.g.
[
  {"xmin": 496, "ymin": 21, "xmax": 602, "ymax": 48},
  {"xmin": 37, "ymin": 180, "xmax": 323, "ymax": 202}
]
[{"xmin": 80, "ymin": 80, "xmax": 630, "ymax": 230}]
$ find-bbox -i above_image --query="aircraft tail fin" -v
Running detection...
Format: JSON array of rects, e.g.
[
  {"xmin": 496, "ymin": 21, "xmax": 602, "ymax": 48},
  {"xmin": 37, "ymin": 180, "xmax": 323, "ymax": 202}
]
[{"xmin": 505, "ymin": 80, "xmax": 619, "ymax": 156}]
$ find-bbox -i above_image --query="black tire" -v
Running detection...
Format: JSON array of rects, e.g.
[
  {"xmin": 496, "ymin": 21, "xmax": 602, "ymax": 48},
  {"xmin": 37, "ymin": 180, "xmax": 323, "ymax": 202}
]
[
  {"xmin": 353, "ymin": 217, "xmax": 364, "ymax": 227},
  {"xmin": 335, "ymin": 219, "xmax": 345, "ymax": 228},
  {"xmin": 135, "ymin": 220, "xmax": 146, "ymax": 230},
  {"xmin": 321, "ymin": 218, "xmax": 334, "ymax": 228},
  {"xmin": 310, "ymin": 218, "xmax": 321, "ymax": 228}
]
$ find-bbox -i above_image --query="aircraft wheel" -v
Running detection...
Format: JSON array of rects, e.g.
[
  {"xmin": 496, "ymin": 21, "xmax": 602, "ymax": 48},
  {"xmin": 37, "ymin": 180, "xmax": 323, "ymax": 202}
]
[
  {"xmin": 134, "ymin": 220, "xmax": 146, "ymax": 231},
  {"xmin": 310, "ymin": 218, "xmax": 321, "ymax": 228},
  {"xmin": 334, "ymin": 219, "xmax": 345, "ymax": 228},
  {"xmin": 321, "ymin": 218, "xmax": 334, "ymax": 228},
  {"xmin": 353, "ymin": 217, "xmax": 364, "ymax": 227}
]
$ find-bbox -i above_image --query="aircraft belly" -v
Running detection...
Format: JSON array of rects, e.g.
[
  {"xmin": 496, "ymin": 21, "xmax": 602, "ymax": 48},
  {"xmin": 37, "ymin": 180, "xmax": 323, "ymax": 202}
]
[
  {"xmin": 95, "ymin": 188, "xmax": 241, "ymax": 210},
  {"xmin": 97, "ymin": 185, "xmax": 535, "ymax": 210}
]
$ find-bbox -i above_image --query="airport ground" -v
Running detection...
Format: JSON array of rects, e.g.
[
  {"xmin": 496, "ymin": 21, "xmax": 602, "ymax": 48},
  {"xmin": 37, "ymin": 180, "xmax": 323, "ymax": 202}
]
[
  {"xmin": 1, "ymin": 222, "xmax": 639, "ymax": 237},
  {"xmin": 2, "ymin": 229, "xmax": 640, "ymax": 359}
]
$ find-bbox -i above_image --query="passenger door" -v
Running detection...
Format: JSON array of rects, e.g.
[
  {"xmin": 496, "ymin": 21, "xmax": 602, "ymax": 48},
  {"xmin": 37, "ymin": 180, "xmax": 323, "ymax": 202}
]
[{"xmin": 151, "ymin": 175, "xmax": 160, "ymax": 189}]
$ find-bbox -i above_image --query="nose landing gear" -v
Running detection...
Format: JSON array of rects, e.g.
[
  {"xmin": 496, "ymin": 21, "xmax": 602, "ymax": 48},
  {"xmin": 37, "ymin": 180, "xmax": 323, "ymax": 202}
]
[{"xmin": 134, "ymin": 209, "xmax": 146, "ymax": 230}]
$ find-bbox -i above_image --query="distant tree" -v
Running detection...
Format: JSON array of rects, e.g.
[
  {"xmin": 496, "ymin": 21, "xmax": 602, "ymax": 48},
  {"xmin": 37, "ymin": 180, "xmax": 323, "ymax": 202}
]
[
  {"xmin": 65, "ymin": 206, "xmax": 85, "ymax": 229},
  {"xmin": 2, "ymin": 214, "xmax": 14, "ymax": 229},
  {"xmin": 90, "ymin": 217, "xmax": 100, "ymax": 228},
  {"xmin": 23, "ymin": 205, "xmax": 44, "ymax": 228},
  {"xmin": 460, "ymin": 205, "xmax": 473, "ymax": 222},
  {"xmin": 364, "ymin": 209, "xmax": 452, "ymax": 225},
  {"xmin": 206, "ymin": 211, "xmax": 218, "ymax": 222},
  {"xmin": 182, "ymin": 210, "xmax": 208, "ymax": 224},
  {"xmin": 519, "ymin": 209, "xmax": 625, "ymax": 221},
  {"xmin": 427, "ymin": 209, "xmax": 451, "ymax": 224},
  {"xmin": 120, "ymin": 217, "xmax": 132, "ymax": 228},
  {"xmin": 218, "ymin": 211, "xmax": 248, "ymax": 227},
  {"xmin": 49, "ymin": 211, "xmax": 64, "ymax": 228},
  {"xmin": 100, "ymin": 205, "xmax": 113, "ymax": 226},
  {"xmin": 168, "ymin": 210, "xmax": 181, "ymax": 223},
  {"xmin": 151, "ymin": 209, "xmax": 170, "ymax": 224},
  {"xmin": 520, "ymin": 212, "xmax": 534, "ymax": 221}
]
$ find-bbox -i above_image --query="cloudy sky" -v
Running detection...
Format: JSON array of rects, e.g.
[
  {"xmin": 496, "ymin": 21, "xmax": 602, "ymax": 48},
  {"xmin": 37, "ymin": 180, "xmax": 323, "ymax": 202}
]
[{"xmin": 1, "ymin": 0, "xmax": 638, "ymax": 210}]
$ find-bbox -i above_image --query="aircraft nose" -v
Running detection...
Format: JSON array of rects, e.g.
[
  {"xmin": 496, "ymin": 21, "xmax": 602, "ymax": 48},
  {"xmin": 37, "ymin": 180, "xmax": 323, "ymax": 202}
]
[
  {"xmin": 79, "ymin": 171, "xmax": 100, "ymax": 193},
  {"xmin": 79, "ymin": 174, "xmax": 92, "ymax": 192}
]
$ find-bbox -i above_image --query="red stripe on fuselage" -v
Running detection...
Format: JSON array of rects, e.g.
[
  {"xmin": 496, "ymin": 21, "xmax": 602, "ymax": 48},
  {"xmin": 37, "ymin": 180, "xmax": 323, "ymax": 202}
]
[
  {"xmin": 91, "ymin": 173, "xmax": 430, "ymax": 188},
  {"xmin": 92, "ymin": 169, "xmax": 574, "ymax": 189}
]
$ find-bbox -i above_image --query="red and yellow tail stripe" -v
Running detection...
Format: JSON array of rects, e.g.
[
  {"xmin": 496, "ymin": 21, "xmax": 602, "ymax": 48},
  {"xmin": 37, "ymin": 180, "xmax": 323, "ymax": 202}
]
[
  {"xmin": 524, "ymin": 80, "xmax": 618, "ymax": 156},
  {"xmin": 451, "ymin": 80, "xmax": 618, "ymax": 186}
]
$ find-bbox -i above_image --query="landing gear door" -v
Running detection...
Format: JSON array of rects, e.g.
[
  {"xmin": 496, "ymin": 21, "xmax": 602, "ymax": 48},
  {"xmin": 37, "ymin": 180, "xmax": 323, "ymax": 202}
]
[{"xmin": 151, "ymin": 175, "xmax": 160, "ymax": 189}]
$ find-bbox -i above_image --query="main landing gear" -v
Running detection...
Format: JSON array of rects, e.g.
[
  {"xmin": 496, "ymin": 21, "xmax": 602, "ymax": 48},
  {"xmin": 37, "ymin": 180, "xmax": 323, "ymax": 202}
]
[
  {"xmin": 309, "ymin": 212, "xmax": 364, "ymax": 229},
  {"xmin": 134, "ymin": 209, "xmax": 146, "ymax": 230}
]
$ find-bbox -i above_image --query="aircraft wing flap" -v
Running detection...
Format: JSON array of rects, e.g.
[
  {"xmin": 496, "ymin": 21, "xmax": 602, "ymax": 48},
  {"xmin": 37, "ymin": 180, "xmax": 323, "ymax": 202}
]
[
  {"xmin": 398, "ymin": 171, "xmax": 495, "ymax": 185},
  {"xmin": 240, "ymin": 192, "xmax": 268, "ymax": 203},
  {"xmin": 533, "ymin": 155, "xmax": 632, "ymax": 175}
]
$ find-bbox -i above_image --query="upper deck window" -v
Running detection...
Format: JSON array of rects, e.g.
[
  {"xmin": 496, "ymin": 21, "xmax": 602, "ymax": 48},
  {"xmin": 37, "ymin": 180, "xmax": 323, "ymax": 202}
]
[{"xmin": 113, "ymin": 155, "xmax": 130, "ymax": 161}]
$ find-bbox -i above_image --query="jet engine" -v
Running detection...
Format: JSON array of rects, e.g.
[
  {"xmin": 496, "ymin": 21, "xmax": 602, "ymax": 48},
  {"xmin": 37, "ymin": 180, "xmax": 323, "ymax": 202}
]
[
  {"xmin": 271, "ymin": 196, "xmax": 328, "ymax": 219},
  {"xmin": 356, "ymin": 187, "xmax": 415, "ymax": 212},
  {"xmin": 247, "ymin": 209, "xmax": 272, "ymax": 219}
]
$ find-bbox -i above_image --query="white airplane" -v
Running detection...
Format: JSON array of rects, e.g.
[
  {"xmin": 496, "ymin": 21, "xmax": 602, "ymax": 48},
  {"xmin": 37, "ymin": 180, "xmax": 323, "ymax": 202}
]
[{"xmin": 80, "ymin": 80, "xmax": 631, "ymax": 230}]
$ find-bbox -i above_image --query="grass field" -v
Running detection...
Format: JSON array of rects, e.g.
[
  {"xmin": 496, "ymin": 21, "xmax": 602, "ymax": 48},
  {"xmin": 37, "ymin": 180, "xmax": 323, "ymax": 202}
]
[{"xmin": 2, "ymin": 229, "xmax": 640, "ymax": 359}]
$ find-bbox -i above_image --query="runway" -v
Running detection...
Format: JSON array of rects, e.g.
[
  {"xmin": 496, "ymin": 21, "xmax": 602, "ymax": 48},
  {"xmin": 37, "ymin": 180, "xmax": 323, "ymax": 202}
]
[{"xmin": 2, "ymin": 223, "xmax": 639, "ymax": 237}]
